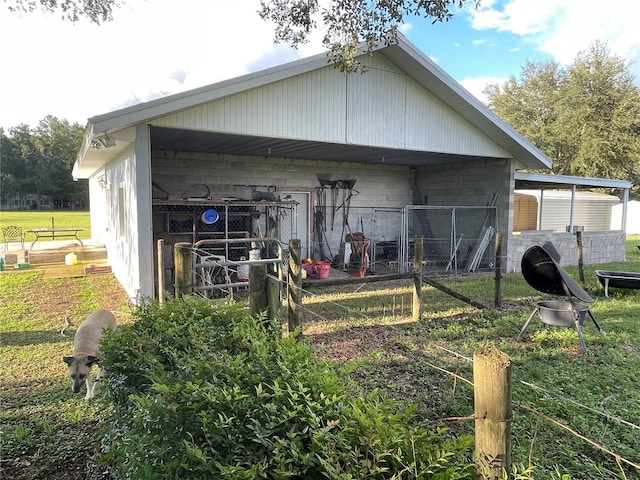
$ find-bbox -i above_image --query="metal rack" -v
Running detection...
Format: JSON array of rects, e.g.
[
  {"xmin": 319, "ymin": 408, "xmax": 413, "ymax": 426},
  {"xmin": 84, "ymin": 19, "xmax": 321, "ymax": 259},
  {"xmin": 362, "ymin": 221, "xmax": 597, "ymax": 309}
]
[{"xmin": 153, "ymin": 199, "xmax": 297, "ymax": 261}]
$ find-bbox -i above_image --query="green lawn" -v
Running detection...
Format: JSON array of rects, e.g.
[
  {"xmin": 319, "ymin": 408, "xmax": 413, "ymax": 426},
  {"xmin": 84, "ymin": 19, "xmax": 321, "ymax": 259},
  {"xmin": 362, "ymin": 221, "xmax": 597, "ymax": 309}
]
[{"xmin": 0, "ymin": 211, "xmax": 91, "ymax": 241}]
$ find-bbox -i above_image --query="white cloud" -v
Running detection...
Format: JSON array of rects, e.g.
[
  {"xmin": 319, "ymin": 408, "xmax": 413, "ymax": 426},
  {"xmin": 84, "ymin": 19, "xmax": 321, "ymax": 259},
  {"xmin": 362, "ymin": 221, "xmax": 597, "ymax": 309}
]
[
  {"xmin": 0, "ymin": 0, "xmax": 326, "ymax": 130},
  {"xmin": 459, "ymin": 76, "xmax": 508, "ymax": 104},
  {"xmin": 467, "ymin": 0, "xmax": 640, "ymax": 81}
]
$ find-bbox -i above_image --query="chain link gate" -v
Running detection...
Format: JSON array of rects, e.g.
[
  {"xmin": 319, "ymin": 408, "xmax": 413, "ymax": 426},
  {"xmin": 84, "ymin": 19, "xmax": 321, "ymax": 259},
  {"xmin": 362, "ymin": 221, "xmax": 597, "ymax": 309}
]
[{"xmin": 400, "ymin": 205, "xmax": 498, "ymax": 275}]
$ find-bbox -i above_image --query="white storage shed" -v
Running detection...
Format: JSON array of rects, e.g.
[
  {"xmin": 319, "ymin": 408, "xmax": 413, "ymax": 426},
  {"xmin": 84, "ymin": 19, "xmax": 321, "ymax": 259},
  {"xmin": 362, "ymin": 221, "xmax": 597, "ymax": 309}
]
[{"xmin": 514, "ymin": 189, "xmax": 620, "ymax": 232}]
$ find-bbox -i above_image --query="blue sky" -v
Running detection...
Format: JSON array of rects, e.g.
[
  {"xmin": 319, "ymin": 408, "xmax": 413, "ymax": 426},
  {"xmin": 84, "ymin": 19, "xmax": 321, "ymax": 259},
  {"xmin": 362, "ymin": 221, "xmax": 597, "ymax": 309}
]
[{"xmin": 1, "ymin": 0, "xmax": 639, "ymax": 131}]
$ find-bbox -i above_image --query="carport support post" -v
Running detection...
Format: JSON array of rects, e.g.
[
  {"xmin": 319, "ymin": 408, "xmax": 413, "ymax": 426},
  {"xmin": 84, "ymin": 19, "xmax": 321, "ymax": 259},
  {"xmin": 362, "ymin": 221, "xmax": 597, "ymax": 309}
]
[
  {"xmin": 174, "ymin": 242, "xmax": 192, "ymax": 297},
  {"xmin": 157, "ymin": 238, "xmax": 165, "ymax": 305},
  {"xmin": 474, "ymin": 346, "xmax": 512, "ymax": 479},
  {"xmin": 412, "ymin": 236, "xmax": 423, "ymax": 322},
  {"xmin": 576, "ymin": 230, "xmax": 585, "ymax": 283},
  {"xmin": 494, "ymin": 232, "xmax": 502, "ymax": 308},
  {"xmin": 288, "ymin": 239, "xmax": 302, "ymax": 332}
]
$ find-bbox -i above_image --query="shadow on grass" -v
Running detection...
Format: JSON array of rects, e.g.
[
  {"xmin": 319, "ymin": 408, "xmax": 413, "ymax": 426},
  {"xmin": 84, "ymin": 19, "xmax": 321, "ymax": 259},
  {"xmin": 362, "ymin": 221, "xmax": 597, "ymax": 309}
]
[
  {"xmin": 1, "ymin": 330, "xmax": 70, "ymax": 347},
  {"xmin": 0, "ymin": 377, "xmax": 74, "ymax": 407}
]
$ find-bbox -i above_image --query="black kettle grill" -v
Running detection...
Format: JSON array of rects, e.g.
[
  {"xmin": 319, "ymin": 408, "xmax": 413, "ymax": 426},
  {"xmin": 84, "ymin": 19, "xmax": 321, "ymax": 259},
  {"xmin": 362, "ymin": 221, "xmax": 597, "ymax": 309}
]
[{"xmin": 518, "ymin": 242, "xmax": 603, "ymax": 353}]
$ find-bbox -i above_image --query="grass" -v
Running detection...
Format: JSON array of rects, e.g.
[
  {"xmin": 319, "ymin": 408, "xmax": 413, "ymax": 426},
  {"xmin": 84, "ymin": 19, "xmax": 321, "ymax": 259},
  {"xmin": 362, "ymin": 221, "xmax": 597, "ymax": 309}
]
[
  {"xmin": 0, "ymin": 211, "xmax": 91, "ymax": 242},
  {"xmin": 0, "ymin": 271, "xmax": 131, "ymax": 480},
  {"xmin": 302, "ymin": 235, "xmax": 640, "ymax": 479},
  {"xmin": 1, "ymin": 236, "xmax": 639, "ymax": 479}
]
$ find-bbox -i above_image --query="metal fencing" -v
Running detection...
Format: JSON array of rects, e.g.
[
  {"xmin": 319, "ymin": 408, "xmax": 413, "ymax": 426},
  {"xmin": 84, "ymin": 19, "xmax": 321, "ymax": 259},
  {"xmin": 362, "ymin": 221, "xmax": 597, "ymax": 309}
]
[
  {"xmin": 401, "ymin": 206, "xmax": 498, "ymax": 274},
  {"xmin": 310, "ymin": 205, "xmax": 403, "ymax": 272}
]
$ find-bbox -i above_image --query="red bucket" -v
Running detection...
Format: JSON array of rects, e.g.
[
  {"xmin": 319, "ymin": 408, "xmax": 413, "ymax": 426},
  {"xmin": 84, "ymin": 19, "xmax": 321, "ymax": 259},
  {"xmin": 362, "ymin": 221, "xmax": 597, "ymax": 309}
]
[
  {"xmin": 314, "ymin": 261, "xmax": 331, "ymax": 279},
  {"xmin": 301, "ymin": 262, "xmax": 314, "ymax": 276}
]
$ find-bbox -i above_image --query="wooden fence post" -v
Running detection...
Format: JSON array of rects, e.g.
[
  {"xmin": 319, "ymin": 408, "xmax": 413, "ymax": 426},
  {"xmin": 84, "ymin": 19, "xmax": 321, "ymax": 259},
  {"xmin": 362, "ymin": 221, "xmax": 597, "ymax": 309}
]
[
  {"xmin": 494, "ymin": 232, "xmax": 502, "ymax": 308},
  {"xmin": 576, "ymin": 231, "xmax": 585, "ymax": 283},
  {"xmin": 474, "ymin": 345, "xmax": 512, "ymax": 479},
  {"xmin": 413, "ymin": 236, "xmax": 423, "ymax": 322},
  {"xmin": 249, "ymin": 264, "xmax": 268, "ymax": 316},
  {"xmin": 288, "ymin": 239, "xmax": 302, "ymax": 332},
  {"xmin": 174, "ymin": 242, "xmax": 192, "ymax": 297},
  {"xmin": 267, "ymin": 276, "xmax": 281, "ymax": 322}
]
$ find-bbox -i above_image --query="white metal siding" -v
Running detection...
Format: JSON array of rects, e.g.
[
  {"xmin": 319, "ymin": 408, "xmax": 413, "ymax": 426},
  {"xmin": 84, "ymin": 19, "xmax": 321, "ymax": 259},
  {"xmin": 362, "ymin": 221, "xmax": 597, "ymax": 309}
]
[
  {"xmin": 151, "ymin": 52, "xmax": 510, "ymax": 158},
  {"xmin": 346, "ymin": 63, "xmax": 407, "ymax": 148},
  {"xmin": 517, "ymin": 190, "xmax": 619, "ymax": 232},
  {"xmin": 100, "ymin": 146, "xmax": 140, "ymax": 301},
  {"xmin": 153, "ymin": 67, "xmax": 347, "ymax": 143}
]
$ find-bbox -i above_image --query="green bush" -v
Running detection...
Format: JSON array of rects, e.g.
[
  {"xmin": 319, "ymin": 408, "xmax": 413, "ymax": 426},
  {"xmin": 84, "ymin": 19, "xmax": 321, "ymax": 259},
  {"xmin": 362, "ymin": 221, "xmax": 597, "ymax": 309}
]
[{"xmin": 98, "ymin": 297, "xmax": 475, "ymax": 479}]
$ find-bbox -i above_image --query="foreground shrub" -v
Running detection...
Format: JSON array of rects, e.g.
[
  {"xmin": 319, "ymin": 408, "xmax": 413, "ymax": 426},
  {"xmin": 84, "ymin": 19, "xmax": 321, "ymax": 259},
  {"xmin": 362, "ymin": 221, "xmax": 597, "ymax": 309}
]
[{"xmin": 98, "ymin": 297, "xmax": 475, "ymax": 479}]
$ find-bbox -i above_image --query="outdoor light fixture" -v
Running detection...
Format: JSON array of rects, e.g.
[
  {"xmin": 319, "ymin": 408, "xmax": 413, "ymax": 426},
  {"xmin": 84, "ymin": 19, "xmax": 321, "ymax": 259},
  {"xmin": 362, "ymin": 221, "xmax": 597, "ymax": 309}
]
[{"xmin": 97, "ymin": 132, "xmax": 117, "ymax": 148}]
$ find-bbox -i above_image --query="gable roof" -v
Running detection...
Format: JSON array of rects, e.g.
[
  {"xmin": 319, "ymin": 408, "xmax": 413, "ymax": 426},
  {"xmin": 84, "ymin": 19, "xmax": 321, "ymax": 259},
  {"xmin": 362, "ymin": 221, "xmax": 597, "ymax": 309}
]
[{"xmin": 74, "ymin": 34, "xmax": 552, "ymax": 178}]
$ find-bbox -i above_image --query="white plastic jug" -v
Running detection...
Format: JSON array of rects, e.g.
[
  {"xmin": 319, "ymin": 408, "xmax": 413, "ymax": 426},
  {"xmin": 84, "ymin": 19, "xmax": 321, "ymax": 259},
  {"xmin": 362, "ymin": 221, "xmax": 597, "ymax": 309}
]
[{"xmin": 65, "ymin": 253, "xmax": 78, "ymax": 265}]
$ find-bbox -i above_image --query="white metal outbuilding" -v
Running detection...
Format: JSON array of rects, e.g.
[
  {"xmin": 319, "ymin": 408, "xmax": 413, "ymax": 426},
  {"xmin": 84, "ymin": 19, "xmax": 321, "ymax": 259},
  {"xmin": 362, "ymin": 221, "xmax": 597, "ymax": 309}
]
[
  {"xmin": 611, "ymin": 200, "xmax": 640, "ymax": 234},
  {"xmin": 515, "ymin": 189, "xmax": 620, "ymax": 232}
]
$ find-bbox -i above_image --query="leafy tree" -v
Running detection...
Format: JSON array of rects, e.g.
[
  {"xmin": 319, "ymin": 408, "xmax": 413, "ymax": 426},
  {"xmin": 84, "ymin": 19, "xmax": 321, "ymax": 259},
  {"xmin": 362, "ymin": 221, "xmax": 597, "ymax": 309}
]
[
  {"xmin": 0, "ymin": 129, "xmax": 22, "ymax": 207},
  {"xmin": 260, "ymin": 0, "xmax": 479, "ymax": 72},
  {"xmin": 485, "ymin": 41, "xmax": 640, "ymax": 186},
  {"xmin": 32, "ymin": 116, "xmax": 87, "ymax": 208},
  {"xmin": 1, "ymin": 124, "xmax": 38, "ymax": 208},
  {"xmin": 0, "ymin": 117, "xmax": 87, "ymax": 209},
  {"xmin": 3, "ymin": 0, "xmax": 118, "ymax": 23}
]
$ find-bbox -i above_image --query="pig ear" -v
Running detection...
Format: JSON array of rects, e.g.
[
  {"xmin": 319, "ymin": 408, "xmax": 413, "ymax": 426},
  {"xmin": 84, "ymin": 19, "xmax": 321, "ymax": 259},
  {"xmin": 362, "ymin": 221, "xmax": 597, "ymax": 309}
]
[
  {"xmin": 63, "ymin": 356, "xmax": 74, "ymax": 366},
  {"xmin": 86, "ymin": 356, "xmax": 100, "ymax": 367}
]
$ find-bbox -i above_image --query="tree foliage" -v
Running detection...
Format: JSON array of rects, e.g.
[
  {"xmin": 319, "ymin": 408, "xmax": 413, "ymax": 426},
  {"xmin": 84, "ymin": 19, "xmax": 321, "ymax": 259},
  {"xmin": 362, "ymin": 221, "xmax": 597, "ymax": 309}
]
[
  {"xmin": 485, "ymin": 41, "xmax": 640, "ymax": 186},
  {"xmin": 3, "ymin": 0, "xmax": 118, "ymax": 23},
  {"xmin": 260, "ymin": 0, "xmax": 479, "ymax": 72},
  {"xmin": 0, "ymin": 116, "xmax": 87, "ymax": 209}
]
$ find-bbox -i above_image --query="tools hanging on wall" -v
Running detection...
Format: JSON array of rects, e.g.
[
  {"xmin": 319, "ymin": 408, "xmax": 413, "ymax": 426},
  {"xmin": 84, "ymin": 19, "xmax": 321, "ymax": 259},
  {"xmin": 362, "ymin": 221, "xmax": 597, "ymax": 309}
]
[
  {"xmin": 335, "ymin": 179, "xmax": 358, "ymax": 268},
  {"xmin": 314, "ymin": 175, "xmax": 358, "ymax": 264}
]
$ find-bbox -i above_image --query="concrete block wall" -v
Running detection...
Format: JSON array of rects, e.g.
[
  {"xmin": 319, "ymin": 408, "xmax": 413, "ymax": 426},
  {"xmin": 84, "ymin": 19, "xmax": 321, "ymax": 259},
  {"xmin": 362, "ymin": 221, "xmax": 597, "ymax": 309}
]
[
  {"xmin": 415, "ymin": 158, "xmax": 511, "ymax": 209},
  {"xmin": 415, "ymin": 158, "xmax": 513, "ymax": 259},
  {"xmin": 152, "ymin": 151, "xmax": 414, "ymax": 209},
  {"xmin": 152, "ymin": 152, "xmax": 528, "ymax": 269},
  {"xmin": 507, "ymin": 231, "xmax": 627, "ymax": 273}
]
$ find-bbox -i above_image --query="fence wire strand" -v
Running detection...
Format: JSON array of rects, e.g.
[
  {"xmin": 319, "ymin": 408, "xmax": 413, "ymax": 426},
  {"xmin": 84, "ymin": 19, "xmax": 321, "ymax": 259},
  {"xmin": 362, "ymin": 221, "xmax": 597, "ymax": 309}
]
[
  {"xmin": 252, "ymin": 272, "xmax": 638, "ymax": 477},
  {"xmin": 520, "ymin": 381, "xmax": 640, "ymax": 432},
  {"xmin": 517, "ymin": 403, "xmax": 639, "ymax": 475}
]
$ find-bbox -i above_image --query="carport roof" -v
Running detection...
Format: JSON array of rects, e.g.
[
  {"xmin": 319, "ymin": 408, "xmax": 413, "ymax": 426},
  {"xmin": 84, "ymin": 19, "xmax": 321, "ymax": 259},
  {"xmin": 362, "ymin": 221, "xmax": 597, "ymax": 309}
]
[
  {"xmin": 74, "ymin": 33, "xmax": 552, "ymax": 178},
  {"xmin": 515, "ymin": 172, "xmax": 633, "ymax": 190}
]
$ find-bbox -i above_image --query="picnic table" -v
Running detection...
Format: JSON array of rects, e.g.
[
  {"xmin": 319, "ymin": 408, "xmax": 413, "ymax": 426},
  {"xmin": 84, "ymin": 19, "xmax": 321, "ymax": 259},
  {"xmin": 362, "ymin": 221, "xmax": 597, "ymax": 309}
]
[{"xmin": 27, "ymin": 227, "xmax": 84, "ymax": 250}]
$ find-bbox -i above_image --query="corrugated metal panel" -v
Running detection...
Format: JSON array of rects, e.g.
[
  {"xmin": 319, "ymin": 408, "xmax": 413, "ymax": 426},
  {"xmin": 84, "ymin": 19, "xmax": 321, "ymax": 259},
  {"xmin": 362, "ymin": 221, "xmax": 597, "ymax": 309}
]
[
  {"xmin": 513, "ymin": 194, "xmax": 538, "ymax": 231},
  {"xmin": 152, "ymin": 52, "xmax": 509, "ymax": 158},
  {"xmin": 153, "ymin": 66, "xmax": 347, "ymax": 143},
  {"xmin": 403, "ymin": 76, "xmax": 509, "ymax": 157},
  {"xmin": 345, "ymin": 56, "xmax": 407, "ymax": 149}
]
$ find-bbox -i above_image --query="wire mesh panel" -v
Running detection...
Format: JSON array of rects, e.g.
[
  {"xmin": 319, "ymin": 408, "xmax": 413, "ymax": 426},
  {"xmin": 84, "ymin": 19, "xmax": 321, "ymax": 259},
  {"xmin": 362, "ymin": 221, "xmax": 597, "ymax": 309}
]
[
  {"xmin": 191, "ymin": 238, "xmax": 285, "ymax": 300},
  {"xmin": 152, "ymin": 201, "xmax": 295, "ymax": 299},
  {"xmin": 372, "ymin": 208, "xmax": 403, "ymax": 272},
  {"xmin": 401, "ymin": 206, "xmax": 498, "ymax": 275}
]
